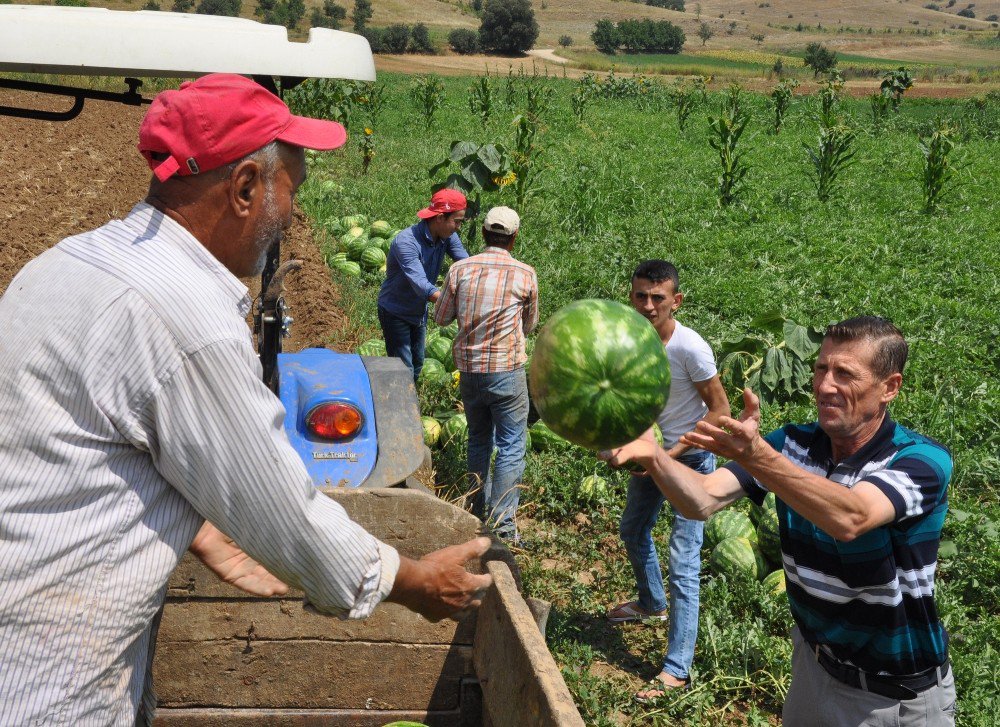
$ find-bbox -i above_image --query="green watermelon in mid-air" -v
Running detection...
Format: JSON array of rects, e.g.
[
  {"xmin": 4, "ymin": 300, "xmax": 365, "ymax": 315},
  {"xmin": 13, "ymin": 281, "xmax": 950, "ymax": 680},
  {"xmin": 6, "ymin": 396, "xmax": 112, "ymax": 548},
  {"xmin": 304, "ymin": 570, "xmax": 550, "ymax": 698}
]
[
  {"xmin": 710, "ymin": 537, "xmax": 766, "ymax": 580},
  {"xmin": 421, "ymin": 416, "xmax": 442, "ymax": 447},
  {"xmin": 357, "ymin": 339, "xmax": 386, "ymax": 357},
  {"xmin": 704, "ymin": 509, "xmax": 757, "ymax": 550},
  {"xmin": 528, "ymin": 299, "xmax": 671, "ymax": 451}
]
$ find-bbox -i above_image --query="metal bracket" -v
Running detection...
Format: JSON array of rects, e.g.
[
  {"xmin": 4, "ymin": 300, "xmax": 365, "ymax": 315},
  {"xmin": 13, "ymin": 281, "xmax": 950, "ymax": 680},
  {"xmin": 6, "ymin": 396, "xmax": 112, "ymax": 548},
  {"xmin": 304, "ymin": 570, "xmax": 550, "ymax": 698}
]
[{"xmin": 0, "ymin": 77, "xmax": 148, "ymax": 121}]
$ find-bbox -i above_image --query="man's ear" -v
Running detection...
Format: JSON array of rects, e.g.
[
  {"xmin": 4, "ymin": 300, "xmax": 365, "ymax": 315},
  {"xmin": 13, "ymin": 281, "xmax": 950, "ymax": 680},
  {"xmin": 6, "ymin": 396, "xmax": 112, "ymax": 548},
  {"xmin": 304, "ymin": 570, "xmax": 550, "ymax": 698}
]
[
  {"xmin": 882, "ymin": 372, "xmax": 903, "ymax": 404},
  {"xmin": 228, "ymin": 160, "xmax": 262, "ymax": 218},
  {"xmin": 672, "ymin": 291, "xmax": 684, "ymax": 310}
]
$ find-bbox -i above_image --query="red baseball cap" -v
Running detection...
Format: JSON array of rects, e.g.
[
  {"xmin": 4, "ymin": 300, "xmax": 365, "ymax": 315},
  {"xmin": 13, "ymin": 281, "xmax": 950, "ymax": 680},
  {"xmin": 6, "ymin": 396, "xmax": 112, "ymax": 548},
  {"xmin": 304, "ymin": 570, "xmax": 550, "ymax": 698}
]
[
  {"xmin": 138, "ymin": 73, "xmax": 348, "ymax": 183},
  {"xmin": 417, "ymin": 189, "xmax": 468, "ymax": 219}
]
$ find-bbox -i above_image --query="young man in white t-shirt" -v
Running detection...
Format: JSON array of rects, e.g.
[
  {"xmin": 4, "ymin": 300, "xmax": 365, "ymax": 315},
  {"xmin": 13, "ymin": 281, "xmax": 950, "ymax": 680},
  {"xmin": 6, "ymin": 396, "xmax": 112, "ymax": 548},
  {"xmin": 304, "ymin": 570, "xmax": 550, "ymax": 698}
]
[{"xmin": 606, "ymin": 260, "xmax": 731, "ymax": 702}]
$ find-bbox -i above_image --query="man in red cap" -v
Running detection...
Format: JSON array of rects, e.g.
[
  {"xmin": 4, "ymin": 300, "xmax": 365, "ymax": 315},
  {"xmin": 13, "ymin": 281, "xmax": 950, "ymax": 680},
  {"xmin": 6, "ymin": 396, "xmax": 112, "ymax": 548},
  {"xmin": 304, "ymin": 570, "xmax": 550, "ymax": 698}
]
[
  {"xmin": 0, "ymin": 74, "xmax": 490, "ymax": 726},
  {"xmin": 377, "ymin": 188, "xmax": 470, "ymax": 383}
]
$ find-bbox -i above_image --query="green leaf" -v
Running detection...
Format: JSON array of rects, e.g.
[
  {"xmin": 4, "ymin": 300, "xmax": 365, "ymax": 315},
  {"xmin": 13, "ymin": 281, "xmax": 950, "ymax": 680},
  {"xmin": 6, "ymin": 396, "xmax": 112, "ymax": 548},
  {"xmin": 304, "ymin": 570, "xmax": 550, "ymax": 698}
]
[
  {"xmin": 761, "ymin": 347, "xmax": 783, "ymax": 393},
  {"xmin": 938, "ymin": 539, "xmax": 958, "ymax": 559},
  {"xmin": 749, "ymin": 310, "xmax": 787, "ymax": 336},
  {"xmin": 476, "ymin": 144, "xmax": 504, "ymax": 174},
  {"xmin": 784, "ymin": 321, "xmax": 822, "ymax": 360},
  {"xmin": 449, "ymin": 140, "xmax": 479, "ymax": 162},
  {"xmin": 718, "ymin": 335, "xmax": 769, "ymax": 358}
]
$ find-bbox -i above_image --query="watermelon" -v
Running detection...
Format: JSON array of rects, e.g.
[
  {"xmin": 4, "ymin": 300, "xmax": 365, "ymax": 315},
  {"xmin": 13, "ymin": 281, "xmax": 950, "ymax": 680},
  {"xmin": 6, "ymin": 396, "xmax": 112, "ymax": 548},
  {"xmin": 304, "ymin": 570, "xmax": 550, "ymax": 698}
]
[
  {"xmin": 438, "ymin": 321, "xmax": 459, "ymax": 340},
  {"xmin": 370, "ymin": 220, "xmax": 393, "ymax": 238},
  {"xmin": 528, "ymin": 299, "xmax": 671, "ymax": 451},
  {"xmin": 762, "ymin": 568, "xmax": 786, "ymax": 595},
  {"xmin": 710, "ymin": 537, "xmax": 765, "ymax": 580},
  {"xmin": 378, "ymin": 236, "xmax": 394, "ymax": 254},
  {"xmin": 360, "ymin": 245, "xmax": 387, "ymax": 271},
  {"xmin": 756, "ymin": 511, "xmax": 782, "ymax": 565},
  {"xmin": 578, "ymin": 474, "xmax": 609, "ymax": 501},
  {"xmin": 704, "ymin": 510, "xmax": 757, "ymax": 550},
  {"xmin": 418, "ymin": 358, "xmax": 447, "ymax": 385},
  {"xmin": 425, "ymin": 337, "xmax": 454, "ymax": 369},
  {"xmin": 326, "ymin": 251, "xmax": 348, "ymax": 267},
  {"xmin": 750, "ymin": 491, "xmax": 778, "ymax": 527},
  {"xmin": 345, "ymin": 236, "xmax": 370, "ymax": 262},
  {"xmin": 421, "ymin": 416, "xmax": 442, "ymax": 447},
  {"xmin": 529, "ymin": 421, "xmax": 566, "ymax": 452},
  {"xmin": 440, "ymin": 414, "xmax": 468, "ymax": 449},
  {"xmin": 342, "ymin": 214, "xmax": 367, "ymax": 229},
  {"xmin": 357, "ymin": 339, "xmax": 386, "ymax": 357},
  {"xmin": 324, "ymin": 216, "xmax": 346, "ymax": 236},
  {"xmin": 334, "ymin": 260, "xmax": 361, "ymax": 278}
]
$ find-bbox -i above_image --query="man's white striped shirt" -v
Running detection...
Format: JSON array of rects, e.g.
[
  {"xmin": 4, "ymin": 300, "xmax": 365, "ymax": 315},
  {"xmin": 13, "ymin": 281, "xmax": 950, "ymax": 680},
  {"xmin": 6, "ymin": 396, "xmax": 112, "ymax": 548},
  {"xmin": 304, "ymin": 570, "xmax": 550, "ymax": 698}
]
[{"xmin": 0, "ymin": 203, "xmax": 399, "ymax": 726}]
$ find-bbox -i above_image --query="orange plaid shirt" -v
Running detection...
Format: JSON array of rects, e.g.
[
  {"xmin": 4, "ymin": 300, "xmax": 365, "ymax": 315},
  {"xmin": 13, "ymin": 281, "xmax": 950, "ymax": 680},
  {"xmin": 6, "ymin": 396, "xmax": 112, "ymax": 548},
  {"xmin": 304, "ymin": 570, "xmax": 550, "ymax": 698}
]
[{"xmin": 433, "ymin": 247, "xmax": 539, "ymax": 373}]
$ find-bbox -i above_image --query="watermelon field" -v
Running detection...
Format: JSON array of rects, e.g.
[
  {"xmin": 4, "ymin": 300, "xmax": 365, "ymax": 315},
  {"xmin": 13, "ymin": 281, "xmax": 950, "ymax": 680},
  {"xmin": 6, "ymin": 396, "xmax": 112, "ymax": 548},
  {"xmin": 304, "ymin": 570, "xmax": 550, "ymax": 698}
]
[{"xmin": 290, "ymin": 71, "xmax": 999, "ymax": 725}]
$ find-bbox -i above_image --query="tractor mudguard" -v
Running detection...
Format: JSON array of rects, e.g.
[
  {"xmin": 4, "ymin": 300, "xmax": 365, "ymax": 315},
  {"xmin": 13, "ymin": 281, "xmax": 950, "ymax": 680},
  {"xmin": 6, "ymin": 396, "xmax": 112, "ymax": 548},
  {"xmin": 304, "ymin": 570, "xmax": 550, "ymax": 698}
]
[{"xmin": 360, "ymin": 355, "xmax": 426, "ymax": 490}]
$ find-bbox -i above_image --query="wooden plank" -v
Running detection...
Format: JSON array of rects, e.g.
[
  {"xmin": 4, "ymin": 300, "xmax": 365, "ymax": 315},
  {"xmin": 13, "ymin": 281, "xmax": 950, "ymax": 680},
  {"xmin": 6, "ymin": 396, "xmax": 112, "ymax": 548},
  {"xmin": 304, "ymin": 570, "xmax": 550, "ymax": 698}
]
[
  {"xmin": 154, "ymin": 641, "xmax": 473, "ymax": 711},
  {"xmin": 473, "ymin": 562, "xmax": 585, "ymax": 727},
  {"xmin": 158, "ymin": 599, "xmax": 475, "ymax": 645},
  {"xmin": 153, "ymin": 707, "xmax": 464, "ymax": 726}
]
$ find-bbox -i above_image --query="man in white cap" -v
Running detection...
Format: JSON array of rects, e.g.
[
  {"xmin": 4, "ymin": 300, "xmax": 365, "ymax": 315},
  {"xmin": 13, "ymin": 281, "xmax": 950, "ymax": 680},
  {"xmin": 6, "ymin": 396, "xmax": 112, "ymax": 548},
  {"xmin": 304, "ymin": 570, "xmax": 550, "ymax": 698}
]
[{"xmin": 434, "ymin": 207, "xmax": 539, "ymax": 543}]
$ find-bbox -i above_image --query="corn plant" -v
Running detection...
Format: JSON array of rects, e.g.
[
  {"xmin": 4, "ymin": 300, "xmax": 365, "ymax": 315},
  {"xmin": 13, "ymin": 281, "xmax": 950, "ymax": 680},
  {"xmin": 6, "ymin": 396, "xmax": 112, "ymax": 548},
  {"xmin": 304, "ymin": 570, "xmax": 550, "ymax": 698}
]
[
  {"xmin": 717, "ymin": 312, "xmax": 825, "ymax": 405},
  {"xmin": 805, "ymin": 123, "xmax": 857, "ymax": 202},
  {"xmin": 356, "ymin": 82, "xmax": 387, "ymax": 126},
  {"xmin": 286, "ymin": 78, "xmax": 366, "ymax": 128},
  {"xmin": 919, "ymin": 121, "xmax": 957, "ymax": 214},
  {"xmin": 525, "ymin": 81, "xmax": 555, "ymax": 119},
  {"xmin": 817, "ymin": 71, "xmax": 844, "ymax": 128},
  {"xmin": 511, "ymin": 113, "xmax": 544, "ymax": 209},
  {"xmin": 723, "ymin": 82, "xmax": 744, "ymax": 118},
  {"xmin": 570, "ymin": 84, "xmax": 592, "ymax": 122},
  {"xmin": 409, "ymin": 75, "xmax": 444, "ymax": 129},
  {"xmin": 708, "ymin": 101, "xmax": 750, "ymax": 207},
  {"xmin": 770, "ymin": 79, "xmax": 798, "ymax": 134},
  {"xmin": 672, "ymin": 81, "xmax": 698, "ymax": 131},
  {"xmin": 468, "ymin": 76, "xmax": 494, "ymax": 129}
]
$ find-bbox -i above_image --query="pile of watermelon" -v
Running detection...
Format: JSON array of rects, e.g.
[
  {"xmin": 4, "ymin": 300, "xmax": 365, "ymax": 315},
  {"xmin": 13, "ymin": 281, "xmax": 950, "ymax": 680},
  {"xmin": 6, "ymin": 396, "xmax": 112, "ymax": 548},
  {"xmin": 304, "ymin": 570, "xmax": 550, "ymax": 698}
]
[
  {"xmin": 321, "ymin": 213, "xmax": 402, "ymax": 278},
  {"xmin": 704, "ymin": 496, "xmax": 785, "ymax": 596}
]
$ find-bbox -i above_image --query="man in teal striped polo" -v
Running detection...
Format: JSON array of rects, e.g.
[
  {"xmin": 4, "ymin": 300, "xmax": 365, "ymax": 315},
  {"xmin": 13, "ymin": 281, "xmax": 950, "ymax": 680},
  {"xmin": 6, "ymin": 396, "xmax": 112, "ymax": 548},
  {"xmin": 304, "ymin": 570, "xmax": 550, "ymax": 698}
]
[{"xmin": 602, "ymin": 316, "xmax": 954, "ymax": 726}]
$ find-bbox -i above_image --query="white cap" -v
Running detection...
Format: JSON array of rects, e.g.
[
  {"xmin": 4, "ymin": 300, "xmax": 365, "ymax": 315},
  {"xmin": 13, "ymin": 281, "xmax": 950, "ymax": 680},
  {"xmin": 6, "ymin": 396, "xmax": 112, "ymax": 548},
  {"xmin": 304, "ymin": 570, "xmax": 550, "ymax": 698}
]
[{"xmin": 483, "ymin": 206, "xmax": 520, "ymax": 235}]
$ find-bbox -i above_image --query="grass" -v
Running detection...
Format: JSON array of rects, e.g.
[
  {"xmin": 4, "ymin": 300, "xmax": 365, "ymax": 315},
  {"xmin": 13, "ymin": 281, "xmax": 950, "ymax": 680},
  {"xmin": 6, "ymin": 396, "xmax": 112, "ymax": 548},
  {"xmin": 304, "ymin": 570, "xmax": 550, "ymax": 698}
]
[{"xmin": 294, "ymin": 71, "xmax": 1000, "ymax": 725}]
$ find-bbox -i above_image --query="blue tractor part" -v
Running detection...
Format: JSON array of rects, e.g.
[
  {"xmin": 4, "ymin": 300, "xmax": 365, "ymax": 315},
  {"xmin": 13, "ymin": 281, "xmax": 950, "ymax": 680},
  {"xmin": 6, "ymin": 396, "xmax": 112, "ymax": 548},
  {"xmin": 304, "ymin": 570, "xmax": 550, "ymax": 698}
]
[{"xmin": 278, "ymin": 348, "xmax": 427, "ymax": 489}]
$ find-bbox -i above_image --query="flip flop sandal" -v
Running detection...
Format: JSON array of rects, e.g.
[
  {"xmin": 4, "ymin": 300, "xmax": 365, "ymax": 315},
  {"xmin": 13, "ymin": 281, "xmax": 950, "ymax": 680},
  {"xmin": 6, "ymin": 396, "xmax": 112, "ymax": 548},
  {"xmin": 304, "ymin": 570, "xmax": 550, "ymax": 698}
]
[
  {"xmin": 606, "ymin": 601, "xmax": 668, "ymax": 623},
  {"xmin": 633, "ymin": 677, "xmax": 690, "ymax": 705}
]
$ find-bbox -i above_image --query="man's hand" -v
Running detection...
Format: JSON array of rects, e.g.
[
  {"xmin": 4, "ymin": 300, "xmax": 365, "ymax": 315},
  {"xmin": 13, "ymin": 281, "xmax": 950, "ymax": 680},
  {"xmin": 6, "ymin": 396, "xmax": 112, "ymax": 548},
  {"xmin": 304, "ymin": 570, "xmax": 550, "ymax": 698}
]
[
  {"xmin": 598, "ymin": 427, "xmax": 659, "ymax": 472},
  {"xmin": 388, "ymin": 536, "xmax": 493, "ymax": 622},
  {"xmin": 679, "ymin": 388, "xmax": 763, "ymax": 462},
  {"xmin": 189, "ymin": 521, "xmax": 289, "ymax": 597}
]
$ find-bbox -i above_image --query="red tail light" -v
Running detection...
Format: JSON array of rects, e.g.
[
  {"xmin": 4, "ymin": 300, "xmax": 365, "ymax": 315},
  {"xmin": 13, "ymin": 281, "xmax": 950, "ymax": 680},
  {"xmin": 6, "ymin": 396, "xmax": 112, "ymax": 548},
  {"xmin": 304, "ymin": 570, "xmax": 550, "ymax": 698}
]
[{"xmin": 306, "ymin": 402, "xmax": 363, "ymax": 440}]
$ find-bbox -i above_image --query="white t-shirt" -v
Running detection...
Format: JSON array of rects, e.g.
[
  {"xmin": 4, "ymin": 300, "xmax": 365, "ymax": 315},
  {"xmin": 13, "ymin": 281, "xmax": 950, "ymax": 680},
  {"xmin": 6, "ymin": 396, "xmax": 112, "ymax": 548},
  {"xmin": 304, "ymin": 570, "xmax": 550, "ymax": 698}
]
[{"xmin": 656, "ymin": 321, "xmax": 718, "ymax": 448}]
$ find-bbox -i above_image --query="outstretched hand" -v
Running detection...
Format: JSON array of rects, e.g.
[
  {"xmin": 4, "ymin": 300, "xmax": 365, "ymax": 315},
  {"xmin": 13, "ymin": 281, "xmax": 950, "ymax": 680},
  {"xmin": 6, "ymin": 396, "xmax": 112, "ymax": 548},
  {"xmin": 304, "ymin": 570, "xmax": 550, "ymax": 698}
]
[
  {"xmin": 679, "ymin": 388, "xmax": 763, "ymax": 462},
  {"xmin": 390, "ymin": 536, "xmax": 494, "ymax": 623},
  {"xmin": 189, "ymin": 521, "xmax": 289, "ymax": 597},
  {"xmin": 598, "ymin": 426, "xmax": 659, "ymax": 472}
]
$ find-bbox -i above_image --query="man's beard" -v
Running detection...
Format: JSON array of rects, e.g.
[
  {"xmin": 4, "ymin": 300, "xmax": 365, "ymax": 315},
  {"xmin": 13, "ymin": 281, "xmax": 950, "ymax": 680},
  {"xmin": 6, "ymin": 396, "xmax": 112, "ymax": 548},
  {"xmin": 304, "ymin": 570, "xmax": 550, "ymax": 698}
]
[{"xmin": 249, "ymin": 182, "xmax": 284, "ymax": 277}]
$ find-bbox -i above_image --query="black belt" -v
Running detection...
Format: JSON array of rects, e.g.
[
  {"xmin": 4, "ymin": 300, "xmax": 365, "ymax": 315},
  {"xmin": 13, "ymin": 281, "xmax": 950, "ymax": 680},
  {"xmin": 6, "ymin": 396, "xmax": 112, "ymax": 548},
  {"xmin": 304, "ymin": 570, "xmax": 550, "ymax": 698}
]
[{"xmin": 814, "ymin": 646, "xmax": 949, "ymax": 701}]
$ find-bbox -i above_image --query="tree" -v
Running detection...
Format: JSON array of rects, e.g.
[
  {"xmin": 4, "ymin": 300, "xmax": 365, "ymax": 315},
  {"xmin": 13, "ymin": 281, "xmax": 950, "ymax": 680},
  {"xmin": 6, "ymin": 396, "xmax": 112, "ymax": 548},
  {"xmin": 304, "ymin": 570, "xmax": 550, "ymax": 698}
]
[
  {"xmin": 558, "ymin": 34, "xmax": 573, "ymax": 47},
  {"xmin": 647, "ymin": 0, "xmax": 685, "ymax": 8},
  {"xmin": 352, "ymin": 0, "xmax": 372, "ymax": 32},
  {"xmin": 803, "ymin": 42, "xmax": 837, "ymax": 76},
  {"xmin": 143, "ymin": 0, "xmax": 161, "ymax": 8},
  {"xmin": 478, "ymin": 0, "xmax": 539, "ymax": 55},
  {"xmin": 310, "ymin": 0, "xmax": 346, "ymax": 29},
  {"xmin": 256, "ymin": 0, "xmax": 305, "ymax": 28},
  {"xmin": 448, "ymin": 27, "xmax": 481, "ymax": 54},
  {"xmin": 382, "ymin": 24, "xmax": 411, "ymax": 53},
  {"xmin": 591, "ymin": 19, "xmax": 619, "ymax": 54},
  {"xmin": 196, "ymin": 0, "xmax": 241, "ymax": 16},
  {"xmin": 697, "ymin": 21, "xmax": 714, "ymax": 46},
  {"xmin": 171, "ymin": 0, "xmax": 194, "ymax": 11},
  {"xmin": 751, "ymin": 32, "xmax": 765, "ymax": 45},
  {"xmin": 411, "ymin": 23, "xmax": 436, "ymax": 54}
]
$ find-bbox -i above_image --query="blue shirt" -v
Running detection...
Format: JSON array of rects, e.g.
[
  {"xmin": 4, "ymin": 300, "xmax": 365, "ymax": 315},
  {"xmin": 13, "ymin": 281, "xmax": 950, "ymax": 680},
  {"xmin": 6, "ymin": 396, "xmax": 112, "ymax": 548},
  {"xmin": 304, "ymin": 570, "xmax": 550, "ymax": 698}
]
[
  {"xmin": 377, "ymin": 221, "xmax": 469, "ymax": 325},
  {"xmin": 725, "ymin": 415, "xmax": 952, "ymax": 675}
]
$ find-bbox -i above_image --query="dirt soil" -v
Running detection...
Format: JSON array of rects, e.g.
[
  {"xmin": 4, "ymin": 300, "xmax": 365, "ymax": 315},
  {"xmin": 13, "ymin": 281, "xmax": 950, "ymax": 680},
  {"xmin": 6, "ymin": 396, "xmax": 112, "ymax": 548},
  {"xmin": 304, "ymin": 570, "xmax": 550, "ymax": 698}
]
[{"xmin": 0, "ymin": 87, "xmax": 350, "ymax": 353}]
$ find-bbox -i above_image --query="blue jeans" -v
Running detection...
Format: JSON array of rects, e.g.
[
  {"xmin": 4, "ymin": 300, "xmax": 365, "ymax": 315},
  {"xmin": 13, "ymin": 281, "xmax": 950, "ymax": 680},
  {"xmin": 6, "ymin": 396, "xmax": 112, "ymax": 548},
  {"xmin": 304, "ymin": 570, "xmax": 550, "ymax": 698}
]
[
  {"xmin": 377, "ymin": 306, "xmax": 426, "ymax": 384},
  {"xmin": 459, "ymin": 368, "xmax": 529, "ymax": 539},
  {"xmin": 619, "ymin": 450, "xmax": 715, "ymax": 681}
]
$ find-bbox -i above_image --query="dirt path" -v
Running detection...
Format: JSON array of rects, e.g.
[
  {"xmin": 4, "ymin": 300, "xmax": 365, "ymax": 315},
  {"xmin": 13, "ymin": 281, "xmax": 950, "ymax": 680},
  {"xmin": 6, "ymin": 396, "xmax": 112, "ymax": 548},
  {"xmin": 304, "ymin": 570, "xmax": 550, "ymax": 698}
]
[
  {"xmin": 527, "ymin": 48, "xmax": 570, "ymax": 65},
  {"xmin": 0, "ymin": 87, "xmax": 349, "ymax": 353}
]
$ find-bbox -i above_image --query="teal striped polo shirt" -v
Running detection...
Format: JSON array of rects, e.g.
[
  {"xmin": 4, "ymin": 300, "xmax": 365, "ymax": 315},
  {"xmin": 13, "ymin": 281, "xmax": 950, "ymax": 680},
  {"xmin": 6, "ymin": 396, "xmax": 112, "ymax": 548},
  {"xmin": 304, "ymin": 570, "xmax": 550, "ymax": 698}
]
[{"xmin": 725, "ymin": 414, "xmax": 952, "ymax": 675}]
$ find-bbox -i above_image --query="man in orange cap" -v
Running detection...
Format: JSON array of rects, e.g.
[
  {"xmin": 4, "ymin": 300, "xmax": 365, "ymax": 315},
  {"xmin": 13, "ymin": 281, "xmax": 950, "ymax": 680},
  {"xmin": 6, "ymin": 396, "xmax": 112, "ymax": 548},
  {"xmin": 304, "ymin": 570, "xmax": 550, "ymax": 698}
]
[{"xmin": 378, "ymin": 188, "xmax": 470, "ymax": 383}]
